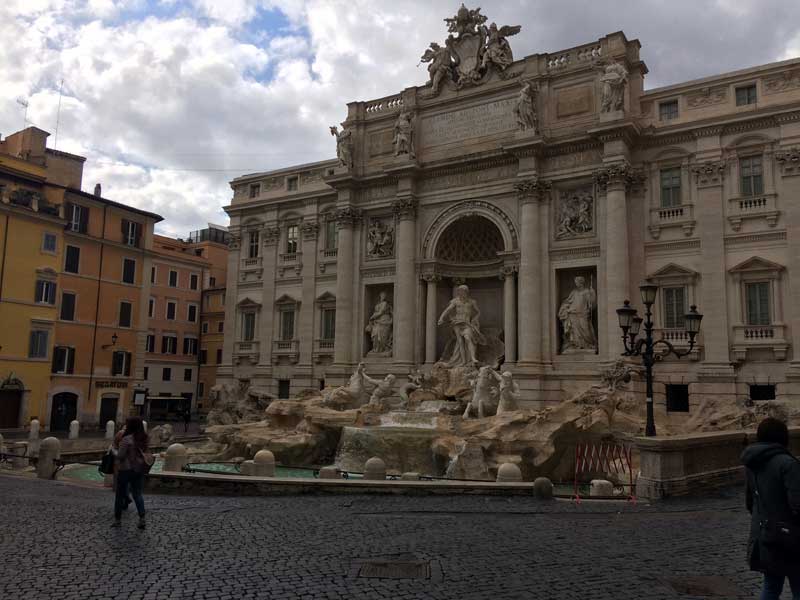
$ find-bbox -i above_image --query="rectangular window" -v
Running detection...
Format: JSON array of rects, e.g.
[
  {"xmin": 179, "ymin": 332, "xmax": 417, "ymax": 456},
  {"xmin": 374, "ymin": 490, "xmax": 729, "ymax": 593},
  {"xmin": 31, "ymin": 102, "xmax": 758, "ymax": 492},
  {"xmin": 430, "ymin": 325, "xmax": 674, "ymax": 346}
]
[
  {"xmin": 143, "ymin": 367, "xmax": 149, "ymax": 380},
  {"xmin": 248, "ymin": 231, "xmax": 260, "ymax": 259},
  {"xmin": 216, "ymin": 348, "xmax": 222, "ymax": 364},
  {"xmin": 122, "ymin": 258, "xmax": 136, "ymax": 284},
  {"xmin": 746, "ymin": 282, "xmax": 771, "ymax": 326},
  {"xmin": 218, "ymin": 321, "xmax": 224, "ymax": 333},
  {"xmin": 28, "ymin": 329, "xmax": 49, "ymax": 358},
  {"xmin": 200, "ymin": 349, "xmax": 208, "ymax": 365},
  {"xmin": 280, "ymin": 310, "xmax": 295, "ymax": 341},
  {"xmin": 68, "ymin": 203, "xmax": 88, "ymax": 234},
  {"xmin": 64, "ymin": 245, "xmax": 80, "ymax": 274},
  {"xmin": 659, "ymin": 168, "xmax": 682, "ymax": 208},
  {"xmin": 190, "ymin": 273, "xmax": 199, "ymax": 290},
  {"xmin": 199, "ymin": 382, "xmax": 205, "ymax": 398},
  {"xmin": 659, "ymin": 100, "xmax": 679, "ymax": 121},
  {"xmin": 35, "ymin": 280, "xmax": 57, "ymax": 304},
  {"xmin": 146, "ymin": 334, "xmax": 155, "ymax": 353},
  {"xmin": 666, "ymin": 384, "xmax": 690, "ymax": 413},
  {"xmin": 51, "ymin": 346, "xmax": 75, "ymax": 374},
  {"xmin": 169, "ymin": 270, "xmax": 178, "ymax": 288},
  {"xmin": 278, "ymin": 379, "xmax": 290, "ymax": 399},
  {"xmin": 202, "ymin": 322, "xmax": 209, "ymax": 334},
  {"xmin": 740, "ymin": 156, "xmax": 764, "ymax": 196},
  {"xmin": 162, "ymin": 367, "xmax": 172, "ymax": 381},
  {"xmin": 209, "ymin": 276, "xmax": 216, "ymax": 287},
  {"xmin": 249, "ymin": 183, "xmax": 260, "ymax": 198},
  {"xmin": 121, "ymin": 219, "xmax": 140, "ymax": 247},
  {"xmin": 42, "ymin": 232, "xmax": 57, "ymax": 253},
  {"xmin": 111, "ymin": 351, "xmax": 132, "ymax": 376},
  {"xmin": 161, "ymin": 335, "xmax": 177, "ymax": 354},
  {"xmin": 750, "ymin": 384, "xmax": 776, "ymax": 401},
  {"xmin": 325, "ymin": 219, "xmax": 337, "ymax": 250},
  {"xmin": 287, "ymin": 176, "xmax": 298, "ymax": 191},
  {"xmin": 321, "ymin": 307, "xmax": 336, "ymax": 340},
  {"xmin": 286, "ymin": 225, "xmax": 299, "ymax": 254},
  {"xmin": 119, "ymin": 301, "xmax": 132, "ymax": 327},
  {"xmin": 662, "ymin": 286, "xmax": 686, "ymax": 329},
  {"xmin": 60, "ymin": 292, "xmax": 76, "ymax": 321},
  {"xmin": 736, "ymin": 84, "xmax": 757, "ymax": 106},
  {"xmin": 183, "ymin": 337, "xmax": 198, "ymax": 356},
  {"xmin": 242, "ymin": 313, "xmax": 256, "ymax": 341},
  {"xmin": 166, "ymin": 301, "xmax": 176, "ymax": 320},
  {"xmin": 151, "ymin": 266, "xmax": 156, "ymax": 284},
  {"xmin": 183, "ymin": 368, "xmax": 192, "ymax": 382},
  {"xmin": 187, "ymin": 304, "xmax": 197, "ymax": 323},
  {"xmin": 148, "ymin": 298, "xmax": 154, "ymax": 318}
]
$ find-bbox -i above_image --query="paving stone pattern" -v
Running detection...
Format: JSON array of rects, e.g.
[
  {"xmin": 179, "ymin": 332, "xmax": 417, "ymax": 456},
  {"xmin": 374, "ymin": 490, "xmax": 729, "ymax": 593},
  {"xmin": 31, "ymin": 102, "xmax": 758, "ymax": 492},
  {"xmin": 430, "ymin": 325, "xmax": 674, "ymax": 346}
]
[{"xmin": 0, "ymin": 475, "xmax": 778, "ymax": 599}]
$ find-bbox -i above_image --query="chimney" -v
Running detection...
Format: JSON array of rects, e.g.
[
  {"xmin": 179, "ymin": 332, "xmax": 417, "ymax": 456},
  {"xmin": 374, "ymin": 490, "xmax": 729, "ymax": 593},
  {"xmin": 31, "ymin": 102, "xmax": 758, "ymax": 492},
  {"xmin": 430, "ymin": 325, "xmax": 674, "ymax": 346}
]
[{"xmin": 94, "ymin": 183, "xmax": 101, "ymax": 197}]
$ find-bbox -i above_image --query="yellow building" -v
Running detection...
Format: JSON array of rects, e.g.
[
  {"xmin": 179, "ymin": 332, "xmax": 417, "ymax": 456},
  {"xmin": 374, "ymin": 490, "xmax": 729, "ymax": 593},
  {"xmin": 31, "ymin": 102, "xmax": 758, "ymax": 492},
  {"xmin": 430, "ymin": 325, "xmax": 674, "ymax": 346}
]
[{"xmin": 0, "ymin": 127, "xmax": 80, "ymax": 428}]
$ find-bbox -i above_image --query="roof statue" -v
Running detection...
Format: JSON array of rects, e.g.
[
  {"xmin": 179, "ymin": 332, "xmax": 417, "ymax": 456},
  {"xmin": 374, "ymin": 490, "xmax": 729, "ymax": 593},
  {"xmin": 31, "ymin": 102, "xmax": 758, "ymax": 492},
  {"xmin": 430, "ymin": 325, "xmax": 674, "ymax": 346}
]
[{"xmin": 421, "ymin": 4, "xmax": 522, "ymax": 96}]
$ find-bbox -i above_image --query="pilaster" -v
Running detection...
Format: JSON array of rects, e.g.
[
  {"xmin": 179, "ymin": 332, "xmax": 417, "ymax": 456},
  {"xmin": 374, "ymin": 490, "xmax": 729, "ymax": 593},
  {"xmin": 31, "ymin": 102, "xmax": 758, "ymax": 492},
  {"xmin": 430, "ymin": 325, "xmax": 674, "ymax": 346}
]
[
  {"xmin": 332, "ymin": 203, "xmax": 361, "ymax": 368},
  {"xmin": 392, "ymin": 194, "xmax": 418, "ymax": 367},
  {"xmin": 776, "ymin": 148, "xmax": 800, "ymax": 380}
]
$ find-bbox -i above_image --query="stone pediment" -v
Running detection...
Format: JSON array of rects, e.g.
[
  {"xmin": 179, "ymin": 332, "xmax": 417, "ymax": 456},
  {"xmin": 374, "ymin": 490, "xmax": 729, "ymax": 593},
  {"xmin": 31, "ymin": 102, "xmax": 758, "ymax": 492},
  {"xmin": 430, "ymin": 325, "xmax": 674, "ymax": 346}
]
[
  {"xmin": 236, "ymin": 297, "xmax": 262, "ymax": 309},
  {"xmin": 647, "ymin": 263, "xmax": 699, "ymax": 282},
  {"xmin": 315, "ymin": 291, "xmax": 336, "ymax": 303},
  {"xmin": 275, "ymin": 293, "xmax": 300, "ymax": 306},
  {"xmin": 729, "ymin": 256, "xmax": 784, "ymax": 274}
]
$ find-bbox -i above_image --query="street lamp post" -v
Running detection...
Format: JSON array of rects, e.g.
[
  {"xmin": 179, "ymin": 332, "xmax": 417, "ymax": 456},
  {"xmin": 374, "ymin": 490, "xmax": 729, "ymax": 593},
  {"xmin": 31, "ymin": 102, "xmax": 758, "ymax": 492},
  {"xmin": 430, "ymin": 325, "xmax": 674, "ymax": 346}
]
[{"xmin": 616, "ymin": 282, "xmax": 703, "ymax": 437}]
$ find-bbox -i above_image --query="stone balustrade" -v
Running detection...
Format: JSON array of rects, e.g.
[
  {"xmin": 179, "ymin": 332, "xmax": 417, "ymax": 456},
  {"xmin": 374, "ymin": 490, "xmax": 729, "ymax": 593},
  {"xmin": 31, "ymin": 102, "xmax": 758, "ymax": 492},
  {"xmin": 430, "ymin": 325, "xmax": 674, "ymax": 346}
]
[
  {"xmin": 731, "ymin": 323, "xmax": 788, "ymax": 361},
  {"xmin": 727, "ymin": 193, "xmax": 779, "ymax": 231},
  {"xmin": 271, "ymin": 339, "xmax": 299, "ymax": 364}
]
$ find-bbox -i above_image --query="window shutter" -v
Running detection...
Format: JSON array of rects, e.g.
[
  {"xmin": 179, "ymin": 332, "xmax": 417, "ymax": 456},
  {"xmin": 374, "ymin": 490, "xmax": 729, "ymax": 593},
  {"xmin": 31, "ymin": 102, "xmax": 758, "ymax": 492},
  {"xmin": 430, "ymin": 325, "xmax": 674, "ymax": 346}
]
[
  {"xmin": 133, "ymin": 223, "xmax": 141, "ymax": 247},
  {"xmin": 124, "ymin": 352, "xmax": 131, "ymax": 376},
  {"xmin": 161, "ymin": 336, "xmax": 168, "ymax": 354},
  {"xmin": 51, "ymin": 347, "xmax": 61, "ymax": 373},
  {"xmin": 182, "ymin": 337, "xmax": 189, "ymax": 355},
  {"xmin": 67, "ymin": 348, "xmax": 75, "ymax": 374},
  {"xmin": 112, "ymin": 351, "xmax": 122, "ymax": 376},
  {"xmin": 48, "ymin": 282, "xmax": 56, "ymax": 305},
  {"xmin": 121, "ymin": 219, "xmax": 129, "ymax": 239},
  {"xmin": 79, "ymin": 206, "xmax": 89, "ymax": 233},
  {"xmin": 35, "ymin": 280, "xmax": 43, "ymax": 302}
]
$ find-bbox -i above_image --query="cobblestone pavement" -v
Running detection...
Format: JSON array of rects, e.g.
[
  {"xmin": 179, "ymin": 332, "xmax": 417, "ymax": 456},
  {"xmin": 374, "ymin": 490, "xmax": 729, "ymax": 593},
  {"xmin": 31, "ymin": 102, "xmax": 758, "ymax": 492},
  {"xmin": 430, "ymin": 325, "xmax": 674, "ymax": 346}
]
[{"xmin": 0, "ymin": 474, "xmax": 774, "ymax": 600}]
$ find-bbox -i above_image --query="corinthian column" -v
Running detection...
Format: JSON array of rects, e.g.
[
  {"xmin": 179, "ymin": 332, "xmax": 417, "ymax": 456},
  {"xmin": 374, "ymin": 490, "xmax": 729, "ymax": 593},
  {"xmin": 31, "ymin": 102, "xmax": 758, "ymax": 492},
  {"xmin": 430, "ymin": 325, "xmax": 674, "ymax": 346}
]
[
  {"xmin": 501, "ymin": 266, "xmax": 518, "ymax": 363},
  {"xmin": 423, "ymin": 273, "xmax": 440, "ymax": 365},
  {"xmin": 514, "ymin": 177, "xmax": 550, "ymax": 365},
  {"xmin": 333, "ymin": 206, "xmax": 361, "ymax": 365},
  {"xmin": 393, "ymin": 196, "xmax": 418, "ymax": 367},
  {"xmin": 595, "ymin": 164, "xmax": 634, "ymax": 359},
  {"xmin": 776, "ymin": 148, "xmax": 800, "ymax": 379}
]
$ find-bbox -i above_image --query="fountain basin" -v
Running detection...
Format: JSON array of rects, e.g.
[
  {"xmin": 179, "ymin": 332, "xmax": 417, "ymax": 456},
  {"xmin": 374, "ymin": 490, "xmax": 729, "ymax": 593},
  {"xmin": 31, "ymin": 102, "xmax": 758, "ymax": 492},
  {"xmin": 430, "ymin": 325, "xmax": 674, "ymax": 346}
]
[{"xmin": 335, "ymin": 426, "xmax": 444, "ymax": 476}]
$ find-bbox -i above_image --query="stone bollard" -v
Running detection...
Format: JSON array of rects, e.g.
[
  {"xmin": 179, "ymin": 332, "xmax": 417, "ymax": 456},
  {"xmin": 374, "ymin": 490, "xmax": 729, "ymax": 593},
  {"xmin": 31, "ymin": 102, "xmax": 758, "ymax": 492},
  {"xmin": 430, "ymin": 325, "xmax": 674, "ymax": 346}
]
[
  {"xmin": 37, "ymin": 437, "xmax": 61, "ymax": 479},
  {"xmin": 496, "ymin": 463, "xmax": 523, "ymax": 483},
  {"xmin": 240, "ymin": 460, "xmax": 255, "ymax": 476},
  {"xmin": 318, "ymin": 466, "xmax": 339, "ymax": 479},
  {"xmin": 162, "ymin": 443, "xmax": 188, "ymax": 472},
  {"xmin": 105, "ymin": 420, "xmax": 115, "ymax": 440},
  {"xmin": 590, "ymin": 479, "xmax": 614, "ymax": 497},
  {"xmin": 532, "ymin": 477, "xmax": 554, "ymax": 500},
  {"xmin": 401, "ymin": 472, "xmax": 420, "ymax": 481},
  {"xmin": 68, "ymin": 420, "xmax": 80, "ymax": 440},
  {"xmin": 363, "ymin": 457, "xmax": 386, "ymax": 481},
  {"xmin": 253, "ymin": 450, "xmax": 275, "ymax": 477},
  {"xmin": 28, "ymin": 419, "xmax": 40, "ymax": 457}
]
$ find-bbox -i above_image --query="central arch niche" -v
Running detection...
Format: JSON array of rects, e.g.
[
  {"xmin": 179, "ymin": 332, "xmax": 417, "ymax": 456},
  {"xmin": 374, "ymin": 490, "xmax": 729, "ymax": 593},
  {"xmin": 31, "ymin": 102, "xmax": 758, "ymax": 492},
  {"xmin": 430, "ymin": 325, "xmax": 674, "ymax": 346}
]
[{"xmin": 435, "ymin": 215, "xmax": 504, "ymax": 264}]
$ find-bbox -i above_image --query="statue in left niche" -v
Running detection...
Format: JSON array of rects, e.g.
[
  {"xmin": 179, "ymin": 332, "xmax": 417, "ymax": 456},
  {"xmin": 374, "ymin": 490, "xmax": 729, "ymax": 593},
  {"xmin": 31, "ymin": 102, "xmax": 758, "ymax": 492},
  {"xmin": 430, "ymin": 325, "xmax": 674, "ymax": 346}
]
[
  {"xmin": 393, "ymin": 110, "xmax": 416, "ymax": 158},
  {"xmin": 513, "ymin": 81, "xmax": 538, "ymax": 133},
  {"xmin": 329, "ymin": 125, "xmax": 353, "ymax": 170},
  {"xmin": 365, "ymin": 291, "xmax": 393, "ymax": 356}
]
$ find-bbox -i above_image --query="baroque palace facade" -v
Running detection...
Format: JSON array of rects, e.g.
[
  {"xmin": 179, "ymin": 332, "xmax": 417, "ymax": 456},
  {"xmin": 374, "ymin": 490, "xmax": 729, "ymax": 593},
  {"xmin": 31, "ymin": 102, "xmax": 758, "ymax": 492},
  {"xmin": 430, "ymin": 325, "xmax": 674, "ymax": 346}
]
[{"xmin": 220, "ymin": 12, "xmax": 800, "ymax": 420}]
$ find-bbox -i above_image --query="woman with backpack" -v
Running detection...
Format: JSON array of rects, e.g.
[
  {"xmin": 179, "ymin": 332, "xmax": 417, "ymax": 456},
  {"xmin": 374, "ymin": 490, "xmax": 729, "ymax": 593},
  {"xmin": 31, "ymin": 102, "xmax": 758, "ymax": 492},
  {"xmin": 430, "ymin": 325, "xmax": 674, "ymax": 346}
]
[
  {"xmin": 741, "ymin": 417, "xmax": 800, "ymax": 600},
  {"xmin": 112, "ymin": 416, "xmax": 151, "ymax": 529}
]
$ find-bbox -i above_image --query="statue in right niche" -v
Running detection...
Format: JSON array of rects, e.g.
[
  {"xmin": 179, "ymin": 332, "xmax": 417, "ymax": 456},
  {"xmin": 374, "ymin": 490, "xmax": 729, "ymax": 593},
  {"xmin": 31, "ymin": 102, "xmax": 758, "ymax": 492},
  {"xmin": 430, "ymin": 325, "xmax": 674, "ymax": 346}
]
[
  {"xmin": 513, "ymin": 81, "xmax": 538, "ymax": 133},
  {"xmin": 558, "ymin": 276, "xmax": 597, "ymax": 352},
  {"xmin": 365, "ymin": 291, "xmax": 393, "ymax": 356}
]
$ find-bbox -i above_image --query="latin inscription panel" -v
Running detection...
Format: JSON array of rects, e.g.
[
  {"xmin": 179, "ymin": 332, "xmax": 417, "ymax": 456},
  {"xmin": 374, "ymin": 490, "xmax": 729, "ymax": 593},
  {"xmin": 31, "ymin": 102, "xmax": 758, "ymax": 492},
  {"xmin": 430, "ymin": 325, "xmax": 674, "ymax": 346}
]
[
  {"xmin": 556, "ymin": 85, "xmax": 593, "ymax": 118},
  {"xmin": 422, "ymin": 98, "xmax": 516, "ymax": 147}
]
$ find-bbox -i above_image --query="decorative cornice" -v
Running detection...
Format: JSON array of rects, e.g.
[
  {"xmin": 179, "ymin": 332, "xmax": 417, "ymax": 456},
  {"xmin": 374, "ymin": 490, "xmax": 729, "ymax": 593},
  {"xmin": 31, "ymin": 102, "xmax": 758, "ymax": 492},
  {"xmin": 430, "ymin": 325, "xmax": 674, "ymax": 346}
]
[
  {"xmin": 300, "ymin": 220, "xmax": 320, "ymax": 240},
  {"xmin": 420, "ymin": 154, "xmax": 516, "ymax": 182},
  {"xmin": 693, "ymin": 125, "xmax": 724, "ymax": 139},
  {"xmin": 724, "ymin": 231, "xmax": 787, "ymax": 247},
  {"xmin": 722, "ymin": 117, "xmax": 776, "ymax": 135},
  {"xmin": 542, "ymin": 140, "xmax": 603, "ymax": 157},
  {"xmin": 549, "ymin": 245, "xmax": 600, "ymax": 262},
  {"xmin": 498, "ymin": 265, "xmax": 518, "ymax": 280},
  {"xmin": 391, "ymin": 197, "xmax": 418, "ymax": 219},
  {"xmin": 421, "ymin": 272, "xmax": 442, "ymax": 283},
  {"xmin": 775, "ymin": 147, "xmax": 800, "ymax": 177},
  {"xmin": 775, "ymin": 111, "xmax": 800, "ymax": 124},
  {"xmin": 690, "ymin": 160, "xmax": 727, "ymax": 187},
  {"xmin": 263, "ymin": 225, "xmax": 281, "ymax": 245},
  {"xmin": 593, "ymin": 162, "xmax": 636, "ymax": 191},
  {"xmin": 644, "ymin": 239, "xmax": 701, "ymax": 255},
  {"xmin": 514, "ymin": 177, "xmax": 551, "ymax": 203},
  {"xmin": 334, "ymin": 206, "xmax": 363, "ymax": 227}
]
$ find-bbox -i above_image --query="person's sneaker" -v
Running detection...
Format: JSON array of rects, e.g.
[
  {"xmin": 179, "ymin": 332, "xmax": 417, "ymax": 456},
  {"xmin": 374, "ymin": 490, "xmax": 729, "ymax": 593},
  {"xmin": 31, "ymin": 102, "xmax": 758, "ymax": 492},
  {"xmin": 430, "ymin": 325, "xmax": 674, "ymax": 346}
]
[
  {"xmin": 111, "ymin": 520, "xmax": 122, "ymax": 528},
  {"xmin": 137, "ymin": 517, "xmax": 146, "ymax": 530}
]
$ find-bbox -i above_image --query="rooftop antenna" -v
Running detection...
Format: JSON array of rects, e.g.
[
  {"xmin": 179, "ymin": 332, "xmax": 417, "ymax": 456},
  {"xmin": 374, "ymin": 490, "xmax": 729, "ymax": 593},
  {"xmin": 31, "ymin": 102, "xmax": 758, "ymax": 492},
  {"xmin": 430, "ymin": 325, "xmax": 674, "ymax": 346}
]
[
  {"xmin": 16, "ymin": 98, "xmax": 29, "ymax": 129},
  {"xmin": 54, "ymin": 78, "xmax": 64, "ymax": 150}
]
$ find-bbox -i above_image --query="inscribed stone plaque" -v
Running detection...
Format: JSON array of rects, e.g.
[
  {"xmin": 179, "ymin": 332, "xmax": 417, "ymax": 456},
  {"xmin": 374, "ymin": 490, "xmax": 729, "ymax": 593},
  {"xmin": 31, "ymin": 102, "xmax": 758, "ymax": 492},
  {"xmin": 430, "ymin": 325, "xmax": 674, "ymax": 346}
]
[
  {"xmin": 422, "ymin": 98, "xmax": 516, "ymax": 147},
  {"xmin": 368, "ymin": 129, "xmax": 393, "ymax": 156},
  {"xmin": 556, "ymin": 85, "xmax": 593, "ymax": 118}
]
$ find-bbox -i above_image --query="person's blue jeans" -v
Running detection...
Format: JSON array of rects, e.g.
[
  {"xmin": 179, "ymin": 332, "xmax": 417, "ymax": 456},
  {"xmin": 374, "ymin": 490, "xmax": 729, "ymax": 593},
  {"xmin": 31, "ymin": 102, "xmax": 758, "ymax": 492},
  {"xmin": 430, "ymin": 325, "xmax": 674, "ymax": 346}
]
[
  {"xmin": 114, "ymin": 469, "xmax": 145, "ymax": 519},
  {"xmin": 762, "ymin": 572, "xmax": 800, "ymax": 600}
]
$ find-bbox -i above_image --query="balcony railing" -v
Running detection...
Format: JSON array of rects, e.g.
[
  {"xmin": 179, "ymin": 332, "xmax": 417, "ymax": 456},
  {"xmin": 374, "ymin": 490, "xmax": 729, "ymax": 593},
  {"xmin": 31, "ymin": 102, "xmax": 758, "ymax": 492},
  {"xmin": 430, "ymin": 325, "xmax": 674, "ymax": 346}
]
[
  {"xmin": 727, "ymin": 194, "xmax": 779, "ymax": 231},
  {"xmin": 235, "ymin": 340, "xmax": 260, "ymax": 354},
  {"xmin": 280, "ymin": 252, "xmax": 300, "ymax": 263},
  {"xmin": 241, "ymin": 256, "xmax": 262, "ymax": 270},
  {"xmin": 313, "ymin": 339, "xmax": 335, "ymax": 364},
  {"xmin": 321, "ymin": 248, "xmax": 338, "ymax": 259},
  {"xmin": 648, "ymin": 204, "xmax": 695, "ymax": 238},
  {"xmin": 732, "ymin": 323, "xmax": 788, "ymax": 361},
  {"xmin": 272, "ymin": 339, "xmax": 299, "ymax": 364}
]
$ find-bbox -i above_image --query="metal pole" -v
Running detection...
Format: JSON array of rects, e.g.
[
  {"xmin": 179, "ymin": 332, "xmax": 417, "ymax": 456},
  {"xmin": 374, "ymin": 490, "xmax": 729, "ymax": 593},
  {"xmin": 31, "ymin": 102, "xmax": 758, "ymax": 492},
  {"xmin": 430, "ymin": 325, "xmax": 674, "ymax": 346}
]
[{"xmin": 644, "ymin": 302, "xmax": 656, "ymax": 437}]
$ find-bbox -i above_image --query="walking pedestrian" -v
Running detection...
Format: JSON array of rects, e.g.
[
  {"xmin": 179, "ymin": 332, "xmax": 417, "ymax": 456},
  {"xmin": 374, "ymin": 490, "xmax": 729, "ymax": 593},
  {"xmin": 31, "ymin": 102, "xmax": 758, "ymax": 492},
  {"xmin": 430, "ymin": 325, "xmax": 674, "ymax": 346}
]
[
  {"xmin": 183, "ymin": 407, "xmax": 191, "ymax": 434},
  {"xmin": 741, "ymin": 417, "xmax": 800, "ymax": 600},
  {"xmin": 111, "ymin": 416, "xmax": 150, "ymax": 530}
]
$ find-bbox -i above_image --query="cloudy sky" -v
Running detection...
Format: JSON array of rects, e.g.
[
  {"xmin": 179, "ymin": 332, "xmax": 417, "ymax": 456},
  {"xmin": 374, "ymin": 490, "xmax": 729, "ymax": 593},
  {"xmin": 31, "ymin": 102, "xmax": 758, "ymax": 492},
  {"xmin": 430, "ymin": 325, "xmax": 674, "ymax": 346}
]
[{"xmin": 3, "ymin": 1, "xmax": 800, "ymax": 236}]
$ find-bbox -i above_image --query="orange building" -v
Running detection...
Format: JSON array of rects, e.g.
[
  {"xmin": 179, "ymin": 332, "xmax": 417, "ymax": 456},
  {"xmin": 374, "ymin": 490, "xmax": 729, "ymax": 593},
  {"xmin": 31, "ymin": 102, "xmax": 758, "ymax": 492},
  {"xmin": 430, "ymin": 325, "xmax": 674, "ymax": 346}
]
[
  {"xmin": 50, "ymin": 185, "xmax": 161, "ymax": 430},
  {"xmin": 188, "ymin": 225, "xmax": 230, "ymax": 415}
]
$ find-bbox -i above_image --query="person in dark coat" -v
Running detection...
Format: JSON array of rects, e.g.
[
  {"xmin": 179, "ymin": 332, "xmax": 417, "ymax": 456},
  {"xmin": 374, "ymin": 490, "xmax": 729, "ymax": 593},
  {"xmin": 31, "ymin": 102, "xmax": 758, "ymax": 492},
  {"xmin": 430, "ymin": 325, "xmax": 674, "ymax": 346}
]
[{"xmin": 741, "ymin": 417, "xmax": 800, "ymax": 600}]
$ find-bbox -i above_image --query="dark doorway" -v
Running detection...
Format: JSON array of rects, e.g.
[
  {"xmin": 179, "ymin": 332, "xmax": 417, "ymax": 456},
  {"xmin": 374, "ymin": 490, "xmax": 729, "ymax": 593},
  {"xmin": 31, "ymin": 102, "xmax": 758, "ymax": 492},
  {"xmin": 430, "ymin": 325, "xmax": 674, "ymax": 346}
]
[
  {"xmin": 750, "ymin": 384, "xmax": 776, "ymax": 401},
  {"xmin": 0, "ymin": 389, "xmax": 22, "ymax": 428},
  {"xmin": 278, "ymin": 379, "xmax": 290, "ymax": 399},
  {"xmin": 50, "ymin": 392, "xmax": 78, "ymax": 432},
  {"xmin": 99, "ymin": 395, "xmax": 119, "ymax": 427},
  {"xmin": 665, "ymin": 384, "xmax": 690, "ymax": 413}
]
